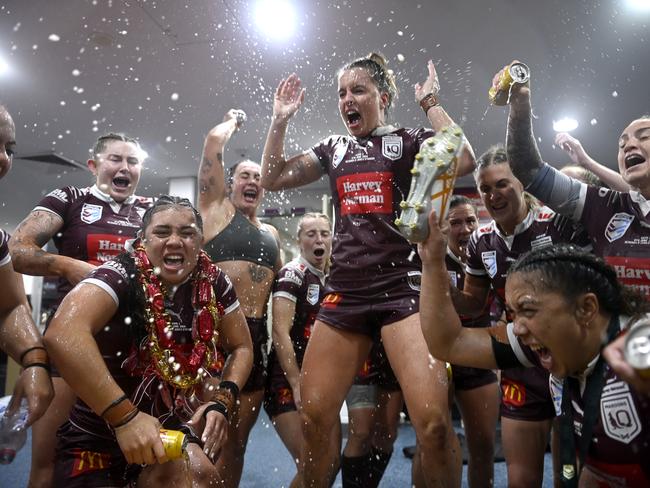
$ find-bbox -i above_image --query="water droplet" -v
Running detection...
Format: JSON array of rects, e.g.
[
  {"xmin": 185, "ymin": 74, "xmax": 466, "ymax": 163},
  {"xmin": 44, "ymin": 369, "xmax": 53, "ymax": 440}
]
[
  {"xmin": 48, "ymin": 34, "xmax": 60, "ymax": 42},
  {"xmin": 171, "ymin": 92, "xmax": 179, "ymax": 101}
]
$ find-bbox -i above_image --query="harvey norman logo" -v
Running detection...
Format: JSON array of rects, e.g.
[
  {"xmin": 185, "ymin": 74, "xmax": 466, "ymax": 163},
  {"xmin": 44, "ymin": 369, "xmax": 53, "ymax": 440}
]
[
  {"xmin": 606, "ymin": 256, "xmax": 650, "ymax": 298},
  {"xmin": 337, "ymin": 172, "xmax": 392, "ymax": 215}
]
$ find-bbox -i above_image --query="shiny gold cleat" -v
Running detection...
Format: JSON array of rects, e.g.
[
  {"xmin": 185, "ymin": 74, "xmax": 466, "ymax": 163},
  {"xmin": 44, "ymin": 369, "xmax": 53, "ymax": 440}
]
[{"xmin": 395, "ymin": 124, "xmax": 465, "ymax": 242}]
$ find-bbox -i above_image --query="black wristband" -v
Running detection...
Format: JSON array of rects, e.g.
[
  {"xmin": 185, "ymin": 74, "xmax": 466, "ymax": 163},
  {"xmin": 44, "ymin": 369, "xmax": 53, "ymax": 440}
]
[
  {"xmin": 23, "ymin": 362, "xmax": 51, "ymax": 373},
  {"xmin": 218, "ymin": 380, "xmax": 240, "ymax": 399},
  {"xmin": 20, "ymin": 346, "xmax": 47, "ymax": 365},
  {"xmin": 203, "ymin": 401, "xmax": 229, "ymax": 421},
  {"xmin": 100, "ymin": 394, "xmax": 128, "ymax": 418}
]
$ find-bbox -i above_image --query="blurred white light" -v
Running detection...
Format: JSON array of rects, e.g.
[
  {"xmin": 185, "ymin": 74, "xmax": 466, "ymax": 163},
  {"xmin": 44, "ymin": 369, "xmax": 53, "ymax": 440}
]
[
  {"xmin": 626, "ymin": 0, "xmax": 650, "ymax": 11},
  {"xmin": 254, "ymin": 0, "xmax": 296, "ymax": 40},
  {"xmin": 553, "ymin": 117, "xmax": 579, "ymax": 132},
  {"xmin": 0, "ymin": 56, "xmax": 9, "ymax": 76}
]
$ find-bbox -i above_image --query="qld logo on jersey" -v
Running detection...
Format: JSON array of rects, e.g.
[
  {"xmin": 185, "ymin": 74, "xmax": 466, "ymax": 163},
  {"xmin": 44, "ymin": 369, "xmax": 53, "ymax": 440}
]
[
  {"xmin": 481, "ymin": 251, "xmax": 498, "ymax": 278},
  {"xmin": 81, "ymin": 203, "xmax": 103, "ymax": 224},
  {"xmin": 600, "ymin": 380, "xmax": 641, "ymax": 444},
  {"xmin": 306, "ymin": 284, "xmax": 320, "ymax": 305},
  {"xmin": 382, "ymin": 135, "xmax": 402, "ymax": 161},
  {"xmin": 605, "ymin": 213, "xmax": 634, "ymax": 243}
]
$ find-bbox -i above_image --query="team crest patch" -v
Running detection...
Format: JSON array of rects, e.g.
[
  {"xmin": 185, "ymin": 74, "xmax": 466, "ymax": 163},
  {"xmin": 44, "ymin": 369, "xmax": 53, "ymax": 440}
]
[
  {"xmin": 481, "ymin": 251, "xmax": 498, "ymax": 278},
  {"xmin": 605, "ymin": 213, "xmax": 634, "ymax": 243},
  {"xmin": 307, "ymin": 284, "xmax": 320, "ymax": 305},
  {"xmin": 600, "ymin": 385, "xmax": 641, "ymax": 444},
  {"xmin": 382, "ymin": 135, "xmax": 403, "ymax": 161},
  {"xmin": 332, "ymin": 142, "xmax": 348, "ymax": 169},
  {"xmin": 80, "ymin": 203, "xmax": 103, "ymax": 224}
]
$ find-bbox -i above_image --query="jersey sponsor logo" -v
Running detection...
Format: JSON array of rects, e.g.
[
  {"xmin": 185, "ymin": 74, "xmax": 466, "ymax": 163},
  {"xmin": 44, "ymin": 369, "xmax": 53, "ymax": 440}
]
[
  {"xmin": 605, "ymin": 213, "xmax": 634, "ymax": 243},
  {"xmin": 481, "ymin": 251, "xmax": 497, "ymax": 278},
  {"xmin": 600, "ymin": 380, "xmax": 641, "ymax": 444},
  {"xmin": 606, "ymin": 256, "xmax": 650, "ymax": 298},
  {"xmin": 100, "ymin": 259, "xmax": 129, "ymax": 280},
  {"xmin": 70, "ymin": 448, "xmax": 111, "ymax": 477},
  {"xmin": 501, "ymin": 378, "xmax": 526, "ymax": 407},
  {"xmin": 306, "ymin": 283, "xmax": 320, "ymax": 305},
  {"xmin": 382, "ymin": 135, "xmax": 403, "ymax": 161},
  {"xmin": 80, "ymin": 203, "xmax": 103, "ymax": 224},
  {"xmin": 46, "ymin": 188, "xmax": 69, "ymax": 203},
  {"xmin": 87, "ymin": 234, "xmax": 128, "ymax": 265},
  {"xmin": 530, "ymin": 234, "xmax": 553, "ymax": 250},
  {"xmin": 332, "ymin": 141, "xmax": 348, "ymax": 169},
  {"xmin": 337, "ymin": 172, "xmax": 393, "ymax": 215},
  {"xmin": 279, "ymin": 269, "xmax": 303, "ymax": 286},
  {"xmin": 321, "ymin": 293, "xmax": 342, "ymax": 308},
  {"xmin": 407, "ymin": 270, "xmax": 421, "ymax": 291}
]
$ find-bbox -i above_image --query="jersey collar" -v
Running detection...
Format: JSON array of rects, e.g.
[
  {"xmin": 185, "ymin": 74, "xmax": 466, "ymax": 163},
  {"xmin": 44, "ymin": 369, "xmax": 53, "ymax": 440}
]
[
  {"xmin": 297, "ymin": 255, "xmax": 326, "ymax": 283},
  {"xmin": 493, "ymin": 207, "xmax": 537, "ymax": 250},
  {"xmin": 90, "ymin": 184, "xmax": 136, "ymax": 212},
  {"xmin": 352, "ymin": 124, "xmax": 397, "ymax": 144},
  {"xmin": 446, "ymin": 246, "xmax": 464, "ymax": 266},
  {"xmin": 629, "ymin": 190, "xmax": 650, "ymax": 217}
]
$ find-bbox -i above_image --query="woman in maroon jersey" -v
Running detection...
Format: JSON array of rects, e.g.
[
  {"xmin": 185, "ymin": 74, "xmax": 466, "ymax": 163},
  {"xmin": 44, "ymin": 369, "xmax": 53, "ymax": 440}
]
[
  {"xmin": 419, "ymin": 211, "xmax": 650, "ymax": 487},
  {"xmin": 9, "ymin": 133, "xmax": 151, "ymax": 487},
  {"xmin": 44, "ymin": 196, "xmax": 253, "ymax": 487},
  {"xmin": 261, "ymin": 53, "xmax": 475, "ymax": 487},
  {"xmin": 451, "ymin": 145, "xmax": 589, "ymax": 488},
  {"xmin": 0, "ymin": 105, "xmax": 53, "ymax": 430}
]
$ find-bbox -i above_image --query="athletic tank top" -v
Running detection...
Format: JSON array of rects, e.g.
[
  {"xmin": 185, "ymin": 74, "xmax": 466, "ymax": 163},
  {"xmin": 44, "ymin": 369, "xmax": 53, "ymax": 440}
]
[{"xmin": 203, "ymin": 209, "xmax": 278, "ymax": 269}]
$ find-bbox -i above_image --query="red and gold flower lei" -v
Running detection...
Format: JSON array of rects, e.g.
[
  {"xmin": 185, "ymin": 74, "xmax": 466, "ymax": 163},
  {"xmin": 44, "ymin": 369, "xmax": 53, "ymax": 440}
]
[{"xmin": 133, "ymin": 242, "xmax": 223, "ymax": 390}]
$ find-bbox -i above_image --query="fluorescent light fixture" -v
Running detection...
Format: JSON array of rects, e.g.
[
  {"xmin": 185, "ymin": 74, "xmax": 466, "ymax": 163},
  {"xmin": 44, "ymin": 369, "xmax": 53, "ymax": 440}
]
[
  {"xmin": 553, "ymin": 117, "xmax": 579, "ymax": 132},
  {"xmin": 626, "ymin": 0, "xmax": 650, "ymax": 11},
  {"xmin": 254, "ymin": 0, "xmax": 297, "ymax": 40}
]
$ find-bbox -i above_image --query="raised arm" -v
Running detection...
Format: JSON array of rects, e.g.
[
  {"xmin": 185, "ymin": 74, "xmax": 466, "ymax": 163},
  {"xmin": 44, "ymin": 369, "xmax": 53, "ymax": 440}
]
[
  {"xmin": 415, "ymin": 60, "xmax": 476, "ymax": 177},
  {"xmin": 261, "ymin": 74, "xmax": 323, "ymax": 191},
  {"xmin": 10, "ymin": 210, "xmax": 95, "ymax": 285},
  {"xmin": 197, "ymin": 109, "xmax": 245, "ymax": 218},
  {"xmin": 418, "ymin": 210, "xmax": 499, "ymax": 370},
  {"xmin": 0, "ymin": 261, "xmax": 53, "ymax": 425},
  {"xmin": 496, "ymin": 61, "xmax": 544, "ymax": 187},
  {"xmin": 44, "ymin": 283, "xmax": 167, "ymax": 465},
  {"xmin": 555, "ymin": 132, "xmax": 630, "ymax": 192},
  {"xmin": 270, "ymin": 296, "xmax": 302, "ymax": 406}
]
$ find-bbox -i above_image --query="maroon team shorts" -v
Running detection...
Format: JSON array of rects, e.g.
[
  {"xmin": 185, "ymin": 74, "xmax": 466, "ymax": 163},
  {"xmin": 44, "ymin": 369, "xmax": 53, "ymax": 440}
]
[
  {"xmin": 316, "ymin": 279, "xmax": 420, "ymax": 338},
  {"xmin": 53, "ymin": 419, "xmax": 200, "ymax": 487},
  {"xmin": 500, "ymin": 366, "xmax": 556, "ymax": 421},
  {"xmin": 451, "ymin": 364, "xmax": 498, "ymax": 392},
  {"xmin": 263, "ymin": 350, "xmax": 298, "ymax": 418}
]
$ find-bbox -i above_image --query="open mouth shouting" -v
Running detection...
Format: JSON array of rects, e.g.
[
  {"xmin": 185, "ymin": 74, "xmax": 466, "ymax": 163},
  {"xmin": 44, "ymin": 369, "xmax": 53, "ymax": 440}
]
[
  {"xmin": 162, "ymin": 253, "xmax": 186, "ymax": 273},
  {"xmin": 624, "ymin": 153, "xmax": 646, "ymax": 170},
  {"xmin": 345, "ymin": 110, "xmax": 362, "ymax": 130},
  {"xmin": 112, "ymin": 175, "xmax": 131, "ymax": 191},
  {"xmin": 242, "ymin": 187, "xmax": 258, "ymax": 204},
  {"xmin": 313, "ymin": 247, "xmax": 325, "ymax": 258},
  {"xmin": 529, "ymin": 343, "xmax": 553, "ymax": 371}
]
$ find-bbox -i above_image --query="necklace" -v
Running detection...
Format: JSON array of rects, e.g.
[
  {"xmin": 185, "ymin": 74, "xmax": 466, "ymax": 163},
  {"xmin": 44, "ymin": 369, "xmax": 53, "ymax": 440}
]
[{"xmin": 133, "ymin": 242, "xmax": 222, "ymax": 389}]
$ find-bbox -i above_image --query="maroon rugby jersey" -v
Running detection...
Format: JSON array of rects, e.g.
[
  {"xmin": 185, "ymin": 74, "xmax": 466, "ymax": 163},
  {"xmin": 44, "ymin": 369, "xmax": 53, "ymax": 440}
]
[
  {"xmin": 466, "ymin": 206, "xmax": 590, "ymax": 414},
  {"xmin": 69, "ymin": 255, "xmax": 240, "ymax": 435},
  {"xmin": 578, "ymin": 187, "xmax": 650, "ymax": 299},
  {"xmin": 0, "ymin": 229, "xmax": 10, "ymax": 268},
  {"xmin": 272, "ymin": 256, "xmax": 325, "ymax": 365},
  {"xmin": 308, "ymin": 125, "xmax": 434, "ymax": 295},
  {"xmin": 446, "ymin": 248, "xmax": 492, "ymax": 328},
  {"xmin": 34, "ymin": 185, "xmax": 152, "ymax": 300},
  {"xmin": 511, "ymin": 322, "xmax": 650, "ymax": 486}
]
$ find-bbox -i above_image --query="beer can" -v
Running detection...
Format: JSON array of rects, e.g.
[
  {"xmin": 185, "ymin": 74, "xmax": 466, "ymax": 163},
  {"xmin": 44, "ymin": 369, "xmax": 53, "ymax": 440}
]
[
  {"xmin": 159, "ymin": 429, "xmax": 188, "ymax": 460},
  {"xmin": 489, "ymin": 62, "xmax": 530, "ymax": 105},
  {"xmin": 624, "ymin": 318, "xmax": 650, "ymax": 379}
]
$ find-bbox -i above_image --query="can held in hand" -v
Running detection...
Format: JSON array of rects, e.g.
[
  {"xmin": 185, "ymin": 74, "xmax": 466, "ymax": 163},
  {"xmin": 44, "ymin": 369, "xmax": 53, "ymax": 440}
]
[
  {"xmin": 624, "ymin": 317, "xmax": 650, "ymax": 379},
  {"xmin": 489, "ymin": 62, "xmax": 530, "ymax": 105},
  {"xmin": 159, "ymin": 429, "xmax": 188, "ymax": 460}
]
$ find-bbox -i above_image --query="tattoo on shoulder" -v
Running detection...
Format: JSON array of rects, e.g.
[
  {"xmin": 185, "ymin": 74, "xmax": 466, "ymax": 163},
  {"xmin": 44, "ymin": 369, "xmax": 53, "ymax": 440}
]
[
  {"xmin": 249, "ymin": 263, "xmax": 269, "ymax": 284},
  {"xmin": 200, "ymin": 156, "xmax": 213, "ymax": 175}
]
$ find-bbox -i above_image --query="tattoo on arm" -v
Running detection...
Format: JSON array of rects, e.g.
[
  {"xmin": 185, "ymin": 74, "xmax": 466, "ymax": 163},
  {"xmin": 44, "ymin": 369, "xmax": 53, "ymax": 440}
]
[
  {"xmin": 506, "ymin": 110, "xmax": 543, "ymax": 186},
  {"xmin": 292, "ymin": 160, "xmax": 307, "ymax": 183}
]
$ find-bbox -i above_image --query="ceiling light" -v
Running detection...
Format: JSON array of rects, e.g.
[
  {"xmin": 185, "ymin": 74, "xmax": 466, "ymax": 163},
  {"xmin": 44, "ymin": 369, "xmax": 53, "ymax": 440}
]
[
  {"xmin": 626, "ymin": 0, "xmax": 650, "ymax": 11},
  {"xmin": 254, "ymin": 0, "xmax": 297, "ymax": 40},
  {"xmin": 553, "ymin": 117, "xmax": 579, "ymax": 132}
]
